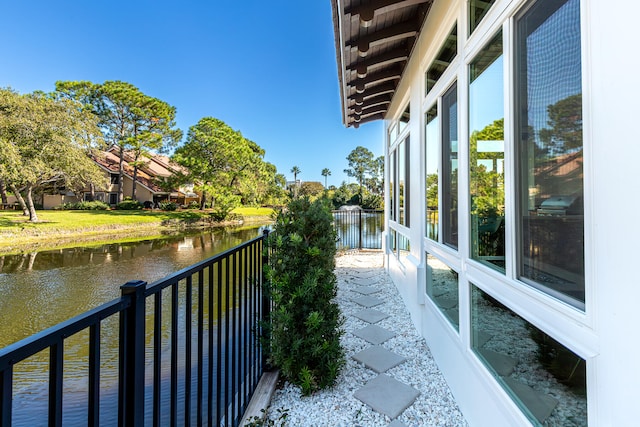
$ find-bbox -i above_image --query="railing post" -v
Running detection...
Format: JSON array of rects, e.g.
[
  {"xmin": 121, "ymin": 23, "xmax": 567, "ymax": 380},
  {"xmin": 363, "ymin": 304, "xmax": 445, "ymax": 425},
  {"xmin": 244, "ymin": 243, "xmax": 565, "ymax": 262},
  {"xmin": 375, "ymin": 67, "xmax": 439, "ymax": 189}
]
[
  {"xmin": 119, "ymin": 280, "xmax": 147, "ymax": 427},
  {"xmin": 0, "ymin": 368, "xmax": 12, "ymax": 427},
  {"xmin": 261, "ymin": 229, "xmax": 271, "ymax": 370},
  {"xmin": 359, "ymin": 209, "xmax": 363, "ymax": 250}
]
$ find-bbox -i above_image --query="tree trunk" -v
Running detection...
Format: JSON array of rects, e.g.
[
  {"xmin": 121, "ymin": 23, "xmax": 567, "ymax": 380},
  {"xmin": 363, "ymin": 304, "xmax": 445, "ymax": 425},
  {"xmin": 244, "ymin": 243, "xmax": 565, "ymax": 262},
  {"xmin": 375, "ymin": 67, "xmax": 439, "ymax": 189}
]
[
  {"xmin": 132, "ymin": 166, "xmax": 138, "ymax": 200},
  {"xmin": 10, "ymin": 184, "xmax": 28, "ymax": 216},
  {"xmin": 25, "ymin": 184, "xmax": 39, "ymax": 222},
  {"xmin": 0, "ymin": 179, "xmax": 8, "ymax": 204},
  {"xmin": 118, "ymin": 145, "xmax": 125, "ymax": 203},
  {"xmin": 89, "ymin": 182, "xmax": 95, "ymax": 201},
  {"xmin": 200, "ymin": 190, "xmax": 207, "ymax": 210}
]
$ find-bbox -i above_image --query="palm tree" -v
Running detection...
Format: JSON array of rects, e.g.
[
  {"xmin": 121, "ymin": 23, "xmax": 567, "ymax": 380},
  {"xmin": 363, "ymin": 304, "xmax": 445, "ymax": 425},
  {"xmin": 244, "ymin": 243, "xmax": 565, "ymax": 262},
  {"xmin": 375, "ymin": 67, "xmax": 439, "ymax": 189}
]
[
  {"xmin": 291, "ymin": 165, "xmax": 301, "ymax": 182},
  {"xmin": 291, "ymin": 166, "xmax": 301, "ymax": 197},
  {"xmin": 321, "ymin": 168, "xmax": 331, "ymax": 188}
]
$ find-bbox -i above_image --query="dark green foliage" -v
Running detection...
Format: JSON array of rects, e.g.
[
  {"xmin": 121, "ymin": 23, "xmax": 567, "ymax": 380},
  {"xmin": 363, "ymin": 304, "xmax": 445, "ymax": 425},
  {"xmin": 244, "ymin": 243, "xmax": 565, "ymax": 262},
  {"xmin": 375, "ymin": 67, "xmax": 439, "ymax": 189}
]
[
  {"xmin": 265, "ymin": 197, "xmax": 344, "ymax": 395},
  {"xmin": 186, "ymin": 201, "xmax": 200, "ymax": 209},
  {"xmin": 61, "ymin": 200, "xmax": 110, "ymax": 210},
  {"xmin": 116, "ymin": 198, "xmax": 142, "ymax": 210},
  {"xmin": 159, "ymin": 201, "xmax": 178, "ymax": 211}
]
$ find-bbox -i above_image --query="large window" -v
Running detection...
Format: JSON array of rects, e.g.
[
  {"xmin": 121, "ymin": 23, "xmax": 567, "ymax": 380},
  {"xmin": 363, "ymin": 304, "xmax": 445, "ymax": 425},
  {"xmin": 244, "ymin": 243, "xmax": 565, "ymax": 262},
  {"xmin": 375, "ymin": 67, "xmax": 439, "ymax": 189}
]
[
  {"xmin": 389, "ymin": 150, "xmax": 396, "ymax": 222},
  {"xmin": 471, "ymin": 285, "xmax": 587, "ymax": 425},
  {"xmin": 390, "ymin": 137, "xmax": 410, "ymax": 227},
  {"xmin": 442, "ymin": 83, "xmax": 458, "ymax": 249},
  {"xmin": 469, "ymin": 31, "xmax": 505, "ymax": 271},
  {"xmin": 425, "ymin": 105, "xmax": 439, "ymax": 240},
  {"xmin": 515, "ymin": 0, "xmax": 584, "ymax": 308}
]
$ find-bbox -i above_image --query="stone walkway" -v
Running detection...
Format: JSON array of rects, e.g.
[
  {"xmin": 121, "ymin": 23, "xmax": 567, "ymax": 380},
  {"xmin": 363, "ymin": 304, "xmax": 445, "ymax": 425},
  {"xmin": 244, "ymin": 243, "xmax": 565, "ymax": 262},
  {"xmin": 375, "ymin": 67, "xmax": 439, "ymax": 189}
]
[{"xmin": 265, "ymin": 251, "xmax": 467, "ymax": 426}]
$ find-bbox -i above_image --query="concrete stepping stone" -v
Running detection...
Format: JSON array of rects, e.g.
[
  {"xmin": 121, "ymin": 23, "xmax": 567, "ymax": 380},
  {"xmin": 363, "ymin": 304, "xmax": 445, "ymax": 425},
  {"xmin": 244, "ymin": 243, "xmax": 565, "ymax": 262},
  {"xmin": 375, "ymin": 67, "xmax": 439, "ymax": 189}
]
[
  {"xmin": 353, "ymin": 324, "xmax": 396, "ymax": 345},
  {"xmin": 353, "ymin": 295, "xmax": 384, "ymax": 308},
  {"xmin": 353, "ymin": 286, "xmax": 380, "ymax": 295},
  {"xmin": 477, "ymin": 348, "xmax": 518, "ymax": 376},
  {"xmin": 352, "ymin": 345, "xmax": 406, "ymax": 373},
  {"xmin": 388, "ymin": 420, "xmax": 408, "ymax": 427},
  {"xmin": 502, "ymin": 377, "xmax": 558, "ymax": 424},
  {"xmin": 353, "ymin": 277, "xmax": 375, "ymax": 286},
  {"xmin": 354, "ymin": 374, "xmax": 420, "ymax": 419},
  {"xmin": 353, "ymin": 308, "xmax": 390, "ymax": 324}
]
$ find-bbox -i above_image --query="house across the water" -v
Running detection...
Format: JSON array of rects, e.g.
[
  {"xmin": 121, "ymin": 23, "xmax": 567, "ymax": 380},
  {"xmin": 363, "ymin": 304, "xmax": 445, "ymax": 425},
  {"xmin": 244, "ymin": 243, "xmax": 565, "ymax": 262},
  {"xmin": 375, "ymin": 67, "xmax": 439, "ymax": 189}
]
[
  {"xmin": 42, "ymin": 148, "xmax": 198, "ymax": 209},
  {"xmin": 331, "ymin": 0, "xmax": 639, "ymax": 425}
]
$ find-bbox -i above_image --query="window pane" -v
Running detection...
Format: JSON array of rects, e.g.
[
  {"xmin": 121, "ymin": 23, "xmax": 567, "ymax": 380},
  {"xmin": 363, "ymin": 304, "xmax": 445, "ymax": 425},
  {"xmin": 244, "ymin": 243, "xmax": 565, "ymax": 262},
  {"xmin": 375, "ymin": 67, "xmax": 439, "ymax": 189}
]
[
  {"xmin": 425, "ymin": 105, "xmax": 439, "ymax": 240},
  {"xmin": 426, "ymin": 252, "xmax": 459, "ymax": 330},
  {"xmin": 516, "ymin": 0, "xmax": 584, "ymax": 307},
  {"xmin": 389, "ymin": 150, "xmax": 396, "ymax": 222},
  {"xmin": 471, "ymin": 285, "xmax": 587, "ymax": 425},
  {"xmin": 425, "ymin": 24, "xmax": 457, "ymax": 95},
  {"xmin": 398, "ymin": 104, "xmax": 410, "ymax": 134},
  {"xmin": 442, "ymin": 83, "xmax": 458, "ymax": 249},
  {"xmin": 469, "ymin": 0, "xmax": 497, "ymax": 34},
  {"xmin": 469, "ymin": 31, "xmax": 505, "ymax": 271},
  {"xmin": 399, "ymin": 140, "xmax": 406, "ymax": 225}
]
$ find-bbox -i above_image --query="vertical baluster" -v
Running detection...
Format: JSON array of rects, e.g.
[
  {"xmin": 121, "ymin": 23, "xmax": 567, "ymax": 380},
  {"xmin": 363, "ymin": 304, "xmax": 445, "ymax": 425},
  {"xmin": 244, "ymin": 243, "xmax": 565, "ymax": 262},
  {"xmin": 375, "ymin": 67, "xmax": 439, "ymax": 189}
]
[
  {"xmin": 249, "ymin": 243, "xmax": 256, "ymax": 389},
  {"xmin": 208, "ymin": 263, "xmax": 215, "ymax": 427},
  {"xmin": 153, "ymin": 292, "xmax": 162, "ymax": 427},
  {"xmin": 231, "ymin": 252, "xmax": 237, "ymax": 425},
  {"xmin": 88, "ymin": 323, "xmax": 100, "ymax": 427},
  {"xmin": 224, "ymin": 258, "xmax": 231, "ymax": 426},
  {"xmin": 217, "ymin": 260, "xmax": 224, "ymax": 425},
  {"xmin": 1, "ymin": 366, "xmax": 13, "ymax": 427},
  {"xmin": 243, "ymin": 247, "xmax": 249, "ymax": 410},
  {"xmin": 197, "ymin": 270, "xmax": 204, "ymax": 427},
  {"xmin": 49, "ymin": 342, "xmax": 63, "ymax": 427},
  {"xmin": 185, "ymin": 276, "xmax": 192, "ymax": 427},
  {"xmin": 171, "ymin": 283, "xmax": 178, "ymax": 427}
]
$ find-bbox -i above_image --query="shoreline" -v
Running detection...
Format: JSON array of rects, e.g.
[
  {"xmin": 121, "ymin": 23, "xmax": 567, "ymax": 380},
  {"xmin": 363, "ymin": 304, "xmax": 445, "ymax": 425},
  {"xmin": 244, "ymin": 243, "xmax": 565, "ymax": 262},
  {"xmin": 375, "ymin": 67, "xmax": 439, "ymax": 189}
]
[{"xmin": 0, "ymin": 216, "xmax": 273, "ymax": 255}]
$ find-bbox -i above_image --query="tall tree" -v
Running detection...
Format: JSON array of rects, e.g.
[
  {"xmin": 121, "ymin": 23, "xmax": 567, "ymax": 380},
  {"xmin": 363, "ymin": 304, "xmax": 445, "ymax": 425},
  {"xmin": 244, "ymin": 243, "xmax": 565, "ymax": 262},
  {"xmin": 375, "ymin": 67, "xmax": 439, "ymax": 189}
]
[
  {"xmin": 172, "ymin": 117, "xmax": 264, "ymax": 218},
  {"xmin": 321, "ymin": 168, "xmax": 331, "ymax": 188},
  {"xmin": 344, "ymin": 146, "xmax": 375, "ymax": 197},
  {"xmin": 55, "ymin": 80, "xmax": 182, "ymax": 202},
  {"xmin": 290, "ymin": 165, "xmax": 301, "ymax": 198},
  {"xmin": 0, "ymin": 88, "xmax": 105, "ymax": 221}
]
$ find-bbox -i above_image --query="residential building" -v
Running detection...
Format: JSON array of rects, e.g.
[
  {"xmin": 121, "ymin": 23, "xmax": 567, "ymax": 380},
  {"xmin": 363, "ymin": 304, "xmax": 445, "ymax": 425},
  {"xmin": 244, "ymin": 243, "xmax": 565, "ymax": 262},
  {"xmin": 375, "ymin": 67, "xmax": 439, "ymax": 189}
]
[
  {"xmin": 331, "ymin": 0, "xmax": 640, "ymax": 425},
  {"xmin": 42, "ymin": 149, "xmax": 198, "ymax": 209}
]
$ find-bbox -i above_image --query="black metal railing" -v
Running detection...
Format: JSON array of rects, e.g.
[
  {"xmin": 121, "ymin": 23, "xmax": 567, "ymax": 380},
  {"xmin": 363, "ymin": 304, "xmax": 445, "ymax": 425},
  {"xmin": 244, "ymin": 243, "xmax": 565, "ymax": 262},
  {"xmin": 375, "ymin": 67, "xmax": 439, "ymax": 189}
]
[
  {"xmin": 332, "ymin": 209, "xmax": 384, "ymax": 250},
  {"xmin": 0, "ymin": 230, "xmax": 270, "ymax": 427}
]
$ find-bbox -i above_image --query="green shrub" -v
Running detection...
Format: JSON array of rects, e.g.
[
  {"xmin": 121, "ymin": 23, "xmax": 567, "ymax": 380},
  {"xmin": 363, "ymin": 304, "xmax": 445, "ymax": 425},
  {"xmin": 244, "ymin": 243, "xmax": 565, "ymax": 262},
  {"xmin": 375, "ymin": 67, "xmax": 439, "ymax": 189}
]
[
  {"xmin": 116, "ymin": 198, "xmax": 142, "ymax": 210},
  {"xmin": 186, "ymin": 201, "xmax": 200, "ymax": 209},
  {"xmin": 159, "ymin": 201, "xmax": 178, "ymax": 211},
  {"xmin": 60, "ymin": 201, "xmax": 110, "ymax": 210},
  {"xmin": 265, "ymin": 197, "xmax": 344, "ymax": 395}
]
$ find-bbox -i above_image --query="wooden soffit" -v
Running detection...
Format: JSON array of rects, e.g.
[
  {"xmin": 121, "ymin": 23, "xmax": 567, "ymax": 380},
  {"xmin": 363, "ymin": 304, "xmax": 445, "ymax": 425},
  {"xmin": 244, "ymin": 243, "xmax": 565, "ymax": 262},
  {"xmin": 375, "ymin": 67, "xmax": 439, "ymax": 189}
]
[{"xmin": 331, "ymin": 0, "xmax": 433, "ymax": 127}]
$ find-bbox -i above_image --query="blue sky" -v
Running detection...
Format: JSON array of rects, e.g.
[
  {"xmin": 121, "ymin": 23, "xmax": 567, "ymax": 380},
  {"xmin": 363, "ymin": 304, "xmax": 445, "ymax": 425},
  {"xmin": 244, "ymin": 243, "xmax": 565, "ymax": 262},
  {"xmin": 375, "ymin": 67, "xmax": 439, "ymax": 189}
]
[{"xmin": 0, "ymin": 0, "xmax": 383, "ymax": 187}]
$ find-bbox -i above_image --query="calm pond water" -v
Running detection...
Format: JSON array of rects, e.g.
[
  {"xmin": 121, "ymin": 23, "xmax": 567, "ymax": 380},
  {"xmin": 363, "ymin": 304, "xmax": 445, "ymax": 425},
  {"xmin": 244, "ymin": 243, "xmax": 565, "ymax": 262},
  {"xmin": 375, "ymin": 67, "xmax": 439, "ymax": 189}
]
[{"xmin": 0, "ymin": 225, "xmax": 268, "ymax": 426}]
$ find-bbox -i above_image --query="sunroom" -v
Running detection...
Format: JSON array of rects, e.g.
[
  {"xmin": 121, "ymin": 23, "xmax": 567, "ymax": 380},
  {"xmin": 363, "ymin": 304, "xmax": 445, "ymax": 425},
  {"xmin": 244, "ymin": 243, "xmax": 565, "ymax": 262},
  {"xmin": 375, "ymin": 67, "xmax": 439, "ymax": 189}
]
[{"xmin": 331, "ymin": 0, "xmax": 640, "ymax": 425}]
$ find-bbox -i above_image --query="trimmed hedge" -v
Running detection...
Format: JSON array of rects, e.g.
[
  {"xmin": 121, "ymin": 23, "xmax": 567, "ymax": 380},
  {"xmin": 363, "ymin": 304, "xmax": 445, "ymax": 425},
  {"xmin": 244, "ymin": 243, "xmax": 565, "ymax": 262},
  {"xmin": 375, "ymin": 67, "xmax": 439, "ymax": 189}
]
[{"xmin": 265, "ymin": 197, "xmax": 344, "ymax": 395}]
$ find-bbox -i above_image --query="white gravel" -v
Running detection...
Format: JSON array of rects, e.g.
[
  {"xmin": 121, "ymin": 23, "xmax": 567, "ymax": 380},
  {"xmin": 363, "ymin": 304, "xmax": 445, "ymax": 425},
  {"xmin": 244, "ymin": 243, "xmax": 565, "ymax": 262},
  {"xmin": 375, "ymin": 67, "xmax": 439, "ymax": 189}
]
[{"xmin": 264, "ymin": 251, "xmax": 468, "ymax": 427}]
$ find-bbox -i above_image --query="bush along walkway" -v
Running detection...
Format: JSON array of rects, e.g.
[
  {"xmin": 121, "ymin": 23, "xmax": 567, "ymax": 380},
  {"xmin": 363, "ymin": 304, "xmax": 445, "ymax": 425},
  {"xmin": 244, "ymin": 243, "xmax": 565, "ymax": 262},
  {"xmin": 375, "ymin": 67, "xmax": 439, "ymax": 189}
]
[{"xmin": 265, "ymin": 251, "xmax": 467, "ymax": 426}]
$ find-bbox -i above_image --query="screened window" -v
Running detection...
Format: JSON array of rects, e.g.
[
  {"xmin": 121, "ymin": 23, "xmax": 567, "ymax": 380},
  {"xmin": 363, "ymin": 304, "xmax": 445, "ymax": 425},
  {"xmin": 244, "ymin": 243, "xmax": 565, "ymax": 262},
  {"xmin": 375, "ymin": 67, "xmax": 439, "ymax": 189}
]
[
  {"xmin": 389, "ymin": 150, "xmax": 396, "ymax": 222},
  {"xmin": 469, "ymin": 31, "xmax": 505, "ymax": 271},
  {"xmin": 398, "ymin": 138, "xmax": 410, "ymax": 226},
  {"xmin": 471, "ymin": 285, "xmax": 587, "ymax": 425},
  {"xmin": 442, "ymin": 83, "xmax": 458, "ymax": 249},
  {"xmin": 425, "ymin": 105, "xmax": 439, "ymax": 240},
  {"xmin": 425, "ymin": 24, "xmax": 457, "ymax": 95},
  {"xmin": 515, "ymin": 0, "xmax": 584, "ymax": 308}
]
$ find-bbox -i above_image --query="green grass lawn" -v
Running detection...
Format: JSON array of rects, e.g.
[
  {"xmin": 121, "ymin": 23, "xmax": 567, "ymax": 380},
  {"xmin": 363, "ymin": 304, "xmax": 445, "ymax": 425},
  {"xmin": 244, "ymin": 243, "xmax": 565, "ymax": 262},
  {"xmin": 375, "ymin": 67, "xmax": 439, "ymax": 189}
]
[{"xmin": 0, "ymin": 207, "xmax": 274, "ymax": 234}]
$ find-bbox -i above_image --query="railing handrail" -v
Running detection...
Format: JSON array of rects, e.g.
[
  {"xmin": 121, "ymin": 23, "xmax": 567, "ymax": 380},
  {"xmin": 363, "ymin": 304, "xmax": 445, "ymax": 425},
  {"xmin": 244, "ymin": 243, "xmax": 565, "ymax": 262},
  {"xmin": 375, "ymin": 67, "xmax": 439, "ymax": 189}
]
[{"xmin": 0, "ymin": 298, "xmax": 128, "ymax": 371}]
